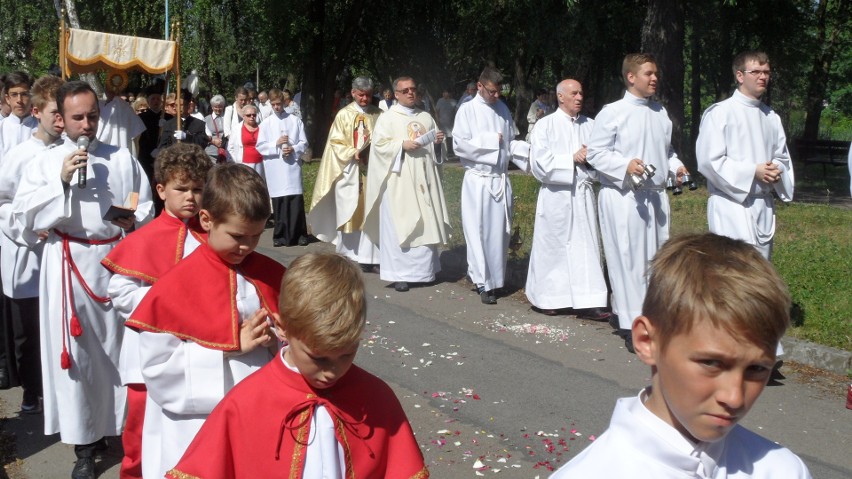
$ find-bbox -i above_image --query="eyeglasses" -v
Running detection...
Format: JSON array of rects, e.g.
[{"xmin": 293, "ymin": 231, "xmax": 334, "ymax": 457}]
[
  {"xmin": 244, "ymin": 113, "xmax": 257, "ymax": 118},
  {"xmin": 481, "ymin": 85, "xmax": 500, "ymax": 96},
  {"xmin": 7, "ymin": 91, "xmax": 31, "ymax": 99},
  {"xmin": 742, "ymin": 70, "xmax": 772, "ymax": 78},
  {"xmin": 166, "ymin": 102, "xmax": 177, "ymax": 107},
  {"xmin": 136, "ymin": 108, "xmax": 148, "ymax": 114},
  {"xmin": 396, "ymin": 87, "xmax": 418, "ymax": 95}
]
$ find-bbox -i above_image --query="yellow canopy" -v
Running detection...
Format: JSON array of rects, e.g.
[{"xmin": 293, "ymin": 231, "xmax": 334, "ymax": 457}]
[{"xmin": 61, "ymin": 28, "xmax": 177, "ymax": 77}]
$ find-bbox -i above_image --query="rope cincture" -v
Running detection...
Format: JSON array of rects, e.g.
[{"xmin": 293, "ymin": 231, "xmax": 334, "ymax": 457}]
[
  {"xmin": 276, "ymin": 395, "xmax": 375, "ymax": 463},
  {"xmin": 55, "ymin": 229, "xmax": 121, "ymax": 370}
]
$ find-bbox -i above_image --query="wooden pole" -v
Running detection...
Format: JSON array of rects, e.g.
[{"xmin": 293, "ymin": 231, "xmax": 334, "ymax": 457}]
[
  {"xmin": 59, "ymin": 8, "xmax": 66, "ymax": 80},
  {"xmin": 175, "ymin": 19, "xmax": 182, "ymax": 134}
]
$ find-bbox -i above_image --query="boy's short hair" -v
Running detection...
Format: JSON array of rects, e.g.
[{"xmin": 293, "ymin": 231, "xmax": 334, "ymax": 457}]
[
  {"xmin": 3, "ymin": 71, "xmax": 32, "ymax": 92},
  {"xmin": 268, "ymin": 89, "xmax": 282, "ymax": 102},
  {"xmin": 479, "ymin": 67, "xmax": 503, "ymax": 86},
  {"xmin": 201, "ymin": 163, "xmax": 271, "ymax": 223},
  {"xmin": 642, "ymin": 233, "xmax": 791, "ymax": 353},
  {"xmin": 30, "ymin": 75, "xmax": 65, "ymax": 110},
  {"xmin": 622, "ymin": 53, "xmax": 656, "ymax": 85},
  {"xmin": 732, "ymin": 50, "xmax": 770, "ymax": 76},
  {"xmin": 153, "ymin": 143, "xmax": 213, "ymax": 186},
  {"xmin": 278, "ymin": 253, "xmax": 366, "ymax": 352}
]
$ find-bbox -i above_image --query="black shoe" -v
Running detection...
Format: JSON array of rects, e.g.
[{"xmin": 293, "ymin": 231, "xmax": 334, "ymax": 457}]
[
  {"xmin": 71, "ymin": 456, "xmax": 95, "ymax": 479},
  {"xmin": 576, "ymin": 307, "xmax": 613, "ymax": 322},
  {"xmin": 394, "ymin": 282, "xmax": 409, "ymax": 292},
  {"xmin": 360, "ymin": 264, "xmax": 380, "ymax": 274},
  {"xmin": 624, "ymin": 336, "xmax": 635, "ymax": 354},
  {"xmin": 297, "ymin": 236, "xmax": 310, "ymax": 246},
  {"xmin": 273, "ymin": 241, "xmax": 284, "ymax": 247},
  {"xmin": 0, "ymin": 367, "xmax": 9, "ymax": 390},
  {"xmin": 480, "ymin": 290, "xmax": 497, "ymax": 305},
  {"xmin": 617, "ymin": 329, "xmax": 635, "ymax": 354},
  {"xmin": 20, "ymin": 399, "xmax": 42, "ymax": 415},
  {"xmin": 532, "ymin": 306, "xmax": 557, "ymax": 316},
  {"xmin": 608, "ymin": 313, "xmax": 620, "ymax": 330}
]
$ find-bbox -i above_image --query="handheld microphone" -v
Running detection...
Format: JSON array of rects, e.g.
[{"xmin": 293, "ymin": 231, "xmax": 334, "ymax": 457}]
[{"xmin": 76, "ymin": 136, "xmax": 90, "ymax": 188}]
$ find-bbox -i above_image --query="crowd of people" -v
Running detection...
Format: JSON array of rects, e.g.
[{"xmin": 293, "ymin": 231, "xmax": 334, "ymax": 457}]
[{"xmin": 0, "ymin": 48, "xmax": 815, "ymax": 479}]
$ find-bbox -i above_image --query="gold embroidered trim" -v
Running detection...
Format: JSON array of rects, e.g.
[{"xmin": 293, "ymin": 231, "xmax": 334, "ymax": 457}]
[{"xmin": 165, "ymin": 468, "xmax": 201, "ymax": 479}]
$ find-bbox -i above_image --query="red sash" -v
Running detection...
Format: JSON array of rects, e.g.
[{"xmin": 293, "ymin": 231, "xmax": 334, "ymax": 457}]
[{"xmin": 54, "ymin": 230, "xmax": 122, "ymax": 370}]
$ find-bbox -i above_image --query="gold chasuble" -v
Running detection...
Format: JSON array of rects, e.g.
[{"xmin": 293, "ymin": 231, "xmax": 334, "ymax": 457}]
[{"xmin": 308, "ymin": 102, "xmax": 381, "ymax": 242}]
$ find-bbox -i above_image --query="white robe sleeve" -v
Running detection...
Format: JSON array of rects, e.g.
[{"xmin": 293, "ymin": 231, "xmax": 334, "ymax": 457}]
[
  {"xmin": 586, "ymin": 106, "xmax": 630, "ymax": 190},
  {"xmin": 140, "ymin": 331, "xmax": 226, "ymax": 415},
  {"xmin": 107, "ymin": 274, "xmax": 151, "ymax": 320},
  {"xmin": 11, "ymin": 152, "xmax": 72, "ymax": 239},
  {"xmin": 530, "ymin": 118, "xmax": 574, "ymax": 185},
  {"xmin": 695, "ymin": 105, "xmax": 757, "ymax": 203},
  {"xmin": 290, "ymin": 118, "xmax": 308, "ymax": 159},
  {"xmin": 770, "ymin": 116, "xmax": 794, "ymax": 202},
  {"xmin": 452, "ymin": 105, "xmax": 502, "ymax": 166},
  {"xmin": 255, "ymin": 119, "xmax": 280, "ymax": 158}
]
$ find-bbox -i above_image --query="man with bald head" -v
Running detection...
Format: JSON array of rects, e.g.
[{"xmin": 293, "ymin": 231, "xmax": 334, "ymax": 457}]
[{"xmin": 526, "ymin": 79, "xmax": 611, "ymax": 320}]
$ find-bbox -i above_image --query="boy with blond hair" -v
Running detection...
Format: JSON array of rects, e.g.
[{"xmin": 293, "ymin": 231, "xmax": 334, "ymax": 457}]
[
  {"xmin": 101, "ymin": 142, "xmax": 212, "ymax": 479},
  {"xmin": 127, "ymin": 163, "xmax": 285, "ymax": 479},
  {"xmin": 586, "ymin": 53, "xmax": 691, "ymax": 350},
  {"xmin": 550, "ymin": 233, "xmax": 811, "ymax": 478},
  {"xmin": 0, "ymin": 74, "xmax": 64, "ymax": 413},
  {"xmin": 168, "ymin": 252, "xmax": 428, "ymax": 479}
]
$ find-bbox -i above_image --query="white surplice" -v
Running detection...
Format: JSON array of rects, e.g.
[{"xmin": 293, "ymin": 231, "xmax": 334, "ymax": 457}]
[
  {"xmin": 107, "ymin": 231, "xmax": 201, "ymax": 386},
  {"xmin": 12, "ymin": 138, "xmax": 153, "ymax": 444},
  {"xmin": 586, "ymin": 91, "xmax": 684, "ymax": 329},
  {"xmin": 363, "ymin": 105, "xmax": 451, "ymax": 283},
  {"xmin": 255, "ymin": 111, "xmax": 308, "ymax": 198},
  {"xmin": 0, "ymin": 137, "xmax": 59, "ymax": 299},
  {"xmin": 139, "ymin": 271, "xmax": 272, "ymax": 479},
  {"xmin": 97, "ymin": 97, "xmax": 146, "ymax": 157},
  {"xmin": 453, "ymin": 95, "xmax": 530, "ymax": 291},
  {"xmin": 526, "ymin": 111, "xmax": 607, "ymax": 309},
  {"xmin": 0, "ymin": 114, "xmax": 37, "ymax": 161},
  {"xmin": 550, "ymin": 389, "xmax": 812, "ymax": 478},
  {"xmin": 696, "ymin": 89, "xmax": 794, "ymax": 259}
]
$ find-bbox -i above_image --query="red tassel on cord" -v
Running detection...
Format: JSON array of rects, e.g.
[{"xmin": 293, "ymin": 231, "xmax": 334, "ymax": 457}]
[
  {"xmin": 70, "ymin": 315, "xmax": 82, "ymax": 337},
  {"xmin": 61, "ymin": 351, "xmax": 71, "ymax": 370}
]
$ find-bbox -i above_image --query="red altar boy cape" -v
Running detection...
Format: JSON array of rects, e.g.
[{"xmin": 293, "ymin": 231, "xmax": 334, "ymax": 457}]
[
  {"xmin": 126, "ymin": 244, "xmax": 285, "ymax": 351},
  {"xmin": 101, "ymin": 213, "xmax": 207, "ymax": 283},
  {"xmin": 167, "ymin": 355, "xmax": 429, "ymax": 479}
]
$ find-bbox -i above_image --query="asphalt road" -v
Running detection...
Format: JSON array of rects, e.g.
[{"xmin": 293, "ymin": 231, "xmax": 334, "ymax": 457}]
[{"xmin": 1, "ymin": 232, "xmax": 849, "ymax": 478}]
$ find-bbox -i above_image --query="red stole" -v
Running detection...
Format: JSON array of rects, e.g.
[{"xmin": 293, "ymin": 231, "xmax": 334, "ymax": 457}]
[
  {"xmin": 126, "ymin": 244, "xmax": 285, "ymax": 351},
  {"xmin": 168, "ymin": 356, "xmax": 429, "ymax": 479},
  {"xmin": 101, "ymin": 213, "xmax": 207, "ymax": 283}
]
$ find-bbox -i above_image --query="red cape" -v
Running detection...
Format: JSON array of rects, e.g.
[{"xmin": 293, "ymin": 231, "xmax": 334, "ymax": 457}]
[
  {"xmin": 167, "ymin": 355, "xmax": 429, "ymax": 479},
  {"xmin": 126, "ymin": 244, "xmax": 285, "ymax": 351},
  {"xmin": 101, "ymin": 213, "xmax": 207, "ymax": 283}
]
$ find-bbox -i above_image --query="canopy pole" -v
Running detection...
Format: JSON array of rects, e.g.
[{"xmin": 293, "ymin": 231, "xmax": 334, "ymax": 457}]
[
  {"xmin": 175, "ymin": 19, "xmax": 182, "ymax": 134},
  {"xmin": 59, "ymin": 8, "xmax": 67, "ymax": 80}
]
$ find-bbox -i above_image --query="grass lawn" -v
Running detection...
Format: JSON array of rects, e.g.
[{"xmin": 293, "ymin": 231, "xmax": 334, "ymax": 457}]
[{"xmin": 302, "ymin": 160, "xmax": 852, "ymax": 351}]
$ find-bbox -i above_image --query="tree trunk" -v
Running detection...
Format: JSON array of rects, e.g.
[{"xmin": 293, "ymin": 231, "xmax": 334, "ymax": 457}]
[
  {"xmin": 640, "ymin": 0, "xmax": 686, "ymax": 164},
  {"xmin": 689, "ymin": 6, "xmax": 702, "ymax": 155},
  {"xmin": 802, "ymin": 0, "xmax": 847, "ymax": 140},
  {"xmin": 62, "ymin": 0, "xmax": 105, "ymax": 97},
  {"xmin": 302, "ymin": 0, "xmax": 369, "ymax": 158},
  {"xmin": 513, "ymin": 52, "xmax": 531, "ymax": 136}
]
